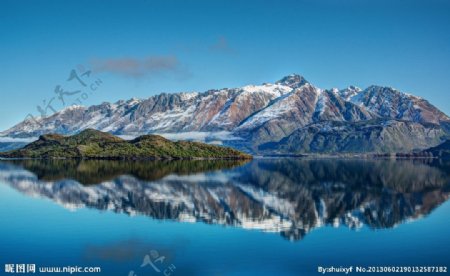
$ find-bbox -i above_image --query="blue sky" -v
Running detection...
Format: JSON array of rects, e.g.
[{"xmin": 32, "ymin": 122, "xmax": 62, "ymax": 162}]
[{"xmin": 1, "ymin": 0, "xmax": 449, "ymax": 130}]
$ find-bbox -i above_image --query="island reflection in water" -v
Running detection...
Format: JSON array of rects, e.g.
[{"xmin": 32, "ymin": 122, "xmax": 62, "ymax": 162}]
[{"xmin": 0, "ymin": 158, "xmax": 449, "ymax": 241}]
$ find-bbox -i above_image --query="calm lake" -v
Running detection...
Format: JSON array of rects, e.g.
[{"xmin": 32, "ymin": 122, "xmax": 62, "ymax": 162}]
[{"xmin": 0, "ymin": 158, "xmax": 449, "ymax": 275}]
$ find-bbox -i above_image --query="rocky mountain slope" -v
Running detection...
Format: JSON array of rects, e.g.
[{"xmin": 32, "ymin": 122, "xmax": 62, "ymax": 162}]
[{"xmin": 1, "ymin": 74, "xmax": 449, "ymax": 154}]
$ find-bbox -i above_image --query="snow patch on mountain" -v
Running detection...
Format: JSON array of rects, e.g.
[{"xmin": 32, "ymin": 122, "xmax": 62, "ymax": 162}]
[
  {"xmin": 339, "ymin": 86, "xmax": 362, "ymax": 100},
  {"xmin": 237, "ymin": 90, "xmax": 300, "ymax": 129},
  {"xmin": 241, "ymin": 83, "xmax": 292, "ymax": 97},
  {"xmin": 314, "ymin": 88, "xmax": 327, "ymax": 116}
]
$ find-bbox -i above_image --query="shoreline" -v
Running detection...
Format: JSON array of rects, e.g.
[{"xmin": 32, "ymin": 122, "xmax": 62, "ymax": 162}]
[
  {"xmin": 0, "ymin": 156, "xmax": 253, "ymax": 161},
  {"xmin": 1, "ymin": 155, "xmax": 447, "ymax": 161}
]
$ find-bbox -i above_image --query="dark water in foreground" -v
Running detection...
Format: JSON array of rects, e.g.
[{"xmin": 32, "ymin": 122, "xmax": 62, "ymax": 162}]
[{"xmin": 0, "ymin": 158, "xmax": 449, "ymax": 275}]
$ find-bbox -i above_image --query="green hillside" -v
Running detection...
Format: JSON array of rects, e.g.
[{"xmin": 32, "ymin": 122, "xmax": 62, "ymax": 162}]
[{"xmin": 0, "ymin": 129, "xmax": 252, "ymax": 160}]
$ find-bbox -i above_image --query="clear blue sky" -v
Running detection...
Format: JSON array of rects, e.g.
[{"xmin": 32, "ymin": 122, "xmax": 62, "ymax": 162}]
[{"xmin": 1, "ymin": 0, "xmax": 449, "ymax": 130}]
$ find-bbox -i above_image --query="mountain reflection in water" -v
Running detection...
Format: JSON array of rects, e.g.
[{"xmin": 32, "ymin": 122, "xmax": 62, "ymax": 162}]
[{"xmin": 0, "ymin": 158, "xmax": 449, "ymax": 241}]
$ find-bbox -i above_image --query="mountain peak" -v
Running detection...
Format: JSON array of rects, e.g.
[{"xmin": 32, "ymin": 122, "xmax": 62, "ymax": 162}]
[
  {"xmin": 72, "ymin": 128, "xmax": 123, "ymax": 143},
  {"xmin": 39, "ymin": 133, "xmax": 65, "ymax": 142},
  {"xmin": 338, "ymin": 85, "xmax": 362, "ymax": 100},
  {"xmin": 77, "ymin": 128, "xmax": 105, "ymax": 135},
  {"xmin": 365, "ymin": 85, "xmax": 398, "ymax": 93},
  {"xmin": 276, "ymin": 74, "xmax": 309, "ymax": 88}
]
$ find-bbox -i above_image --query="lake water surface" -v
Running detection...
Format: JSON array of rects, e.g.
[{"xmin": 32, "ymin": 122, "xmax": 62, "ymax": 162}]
[{"xmin": 0, "ymin": 158, "xmax": 449, "ymax": 275}]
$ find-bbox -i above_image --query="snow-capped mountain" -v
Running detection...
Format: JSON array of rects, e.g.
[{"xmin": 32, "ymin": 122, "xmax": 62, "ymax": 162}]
[{"xmin": 1, "ymin": 74, "xmax": 449, "ymax": 153}]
